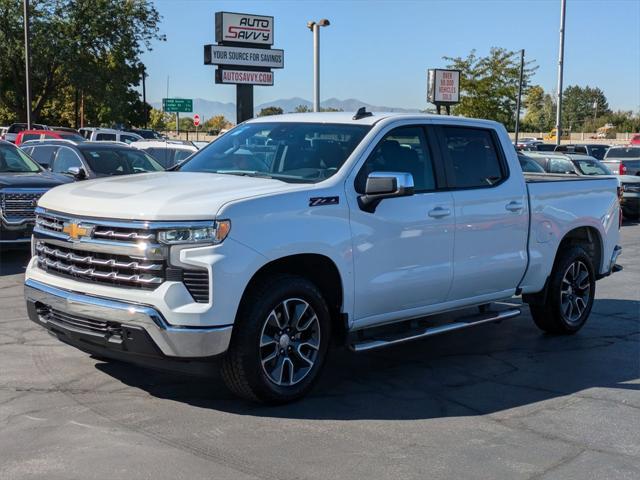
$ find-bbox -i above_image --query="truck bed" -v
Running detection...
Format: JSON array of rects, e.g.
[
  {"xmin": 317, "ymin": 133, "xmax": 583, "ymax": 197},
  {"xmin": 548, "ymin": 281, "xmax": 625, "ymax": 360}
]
[{"xmin": 523, "ymin": 173, "xmax": 616, "ymax": 183}]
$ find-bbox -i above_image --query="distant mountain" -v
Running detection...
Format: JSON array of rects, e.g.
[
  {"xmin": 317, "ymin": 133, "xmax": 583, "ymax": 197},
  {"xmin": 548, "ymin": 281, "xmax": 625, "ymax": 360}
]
[{"xmin": 151, "ymin": 97, "xmax": 421, "ymax": 123}]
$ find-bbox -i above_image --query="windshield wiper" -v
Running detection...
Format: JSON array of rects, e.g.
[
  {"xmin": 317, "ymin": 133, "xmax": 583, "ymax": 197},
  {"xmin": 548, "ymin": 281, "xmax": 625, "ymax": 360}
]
[{"xmin": 214, "ymin": 170, "xmax": 274, "ymax": 179}]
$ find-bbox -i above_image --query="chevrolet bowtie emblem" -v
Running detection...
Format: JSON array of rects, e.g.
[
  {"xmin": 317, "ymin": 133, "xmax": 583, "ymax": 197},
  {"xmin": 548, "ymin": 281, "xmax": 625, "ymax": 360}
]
[{"xmin": 62, "ymin": 222, "xmax": 89, "ymax": 241}]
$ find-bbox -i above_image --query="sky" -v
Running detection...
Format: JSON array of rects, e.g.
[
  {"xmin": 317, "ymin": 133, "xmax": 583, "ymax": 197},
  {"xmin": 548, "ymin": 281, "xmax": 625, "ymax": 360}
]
[{"xmin": 142, "ymin": 0, "xmax": 640, "ymax": 112}]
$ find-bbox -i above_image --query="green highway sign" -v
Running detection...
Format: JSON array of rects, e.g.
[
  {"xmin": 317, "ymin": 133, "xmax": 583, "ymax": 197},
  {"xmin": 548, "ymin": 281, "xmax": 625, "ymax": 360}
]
[{"xmin": 162, "ymin": 98, "xmax": 193, "ymax": 113}]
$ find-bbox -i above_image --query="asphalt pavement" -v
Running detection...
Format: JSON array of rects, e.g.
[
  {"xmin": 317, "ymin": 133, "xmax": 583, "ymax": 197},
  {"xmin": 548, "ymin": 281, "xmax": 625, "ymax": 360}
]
[{"xmin": 0, "ymin": 223, "xmax": 638, "ymax": 480}]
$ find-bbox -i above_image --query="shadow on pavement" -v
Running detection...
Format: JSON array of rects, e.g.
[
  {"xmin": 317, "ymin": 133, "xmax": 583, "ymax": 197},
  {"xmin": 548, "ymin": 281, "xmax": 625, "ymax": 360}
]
[
  {"xmin": 0, "ymin": 248, "xmax": 31, "ymax": 276},
  {"xmin": 95, "ymin": 297, "xmax": 639, "ymax": 420}
]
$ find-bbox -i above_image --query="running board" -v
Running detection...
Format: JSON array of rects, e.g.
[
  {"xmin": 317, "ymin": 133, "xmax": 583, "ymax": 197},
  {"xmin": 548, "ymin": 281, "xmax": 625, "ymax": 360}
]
[{"xmin": 350, "ymin": 308, "xmax": 521, "ymax": 352}]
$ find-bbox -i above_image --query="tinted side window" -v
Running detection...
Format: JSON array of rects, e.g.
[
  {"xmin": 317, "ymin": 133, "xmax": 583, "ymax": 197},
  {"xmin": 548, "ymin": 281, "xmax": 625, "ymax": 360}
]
[
  {"xmin": 120, "ymin": 134, "xmax": 138, "ymax": 144},
  {"xmin": 145, "ymin": 148, "xmax": 170, "ymax": 167},
  {"xmin": 356, "ymin": 126, "xmax": 436, "ymax": 193},
  {"xmin": 548, "ymin": 158, "xmax": 575, "ymax": 174},
  {"xmin": 95, "ymin": 133, "xmax": 116, "ymax": 141},
  {"xmin": 22, "ymin": 133, "xmax": 41, "ymax": 142},
  {"xmin": 575, "ymin": 146, "xmax": 587, "ymax": 154},
  {"xmin": 30, "ymin": 146, "xmax": 59, "ymax": 167},
  {"xmin": 442, "ymin": 127, "xmax": 505, "ymax": 188},
  {"xmin": 52, "ymin": 148, "xmax": 82, "ymax": 173}
]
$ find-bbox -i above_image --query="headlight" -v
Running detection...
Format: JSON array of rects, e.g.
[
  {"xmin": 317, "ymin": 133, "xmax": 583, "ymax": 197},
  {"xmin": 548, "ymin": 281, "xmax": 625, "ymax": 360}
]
[{"xmin": 158, "ymin": 220, "xmax": 231, "ymax": 245}]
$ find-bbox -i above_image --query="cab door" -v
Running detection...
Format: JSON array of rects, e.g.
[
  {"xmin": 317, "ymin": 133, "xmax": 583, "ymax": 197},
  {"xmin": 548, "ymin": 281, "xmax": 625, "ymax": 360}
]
[
  {"xmin": 347, "ymin": 125, "xmax": 455, "ymax": 328},
  {"xmin": 436, "ymin": 125, "xmax": 529, "ymax": 302}
]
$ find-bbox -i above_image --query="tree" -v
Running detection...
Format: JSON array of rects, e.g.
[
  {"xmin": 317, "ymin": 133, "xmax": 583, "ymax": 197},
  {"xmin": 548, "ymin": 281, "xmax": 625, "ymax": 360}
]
[
  {"xmin": 562, "ymin": 85, "xmax": 610, "ymax": 131},
  {"xmin": 294, "ymin": 104, "xmax": 311, "ymax": 113},
  {"xmin": 443, "ymin": 48, "xmax": 538, "ymax": 130},
  {"xmin": 204, "ymin": 115, "xmax": 230, "ymax": 133},
  {"xmin": 148, "ymin": 108, "xmax": 171, "ymax": 131},
  {"xmin": 522, "ymin": 85, "xmax": 555, "ymax": 132},
  {"xmin": 258, "ymin": 106, "xmax": 283, "ymax": 117},
  {"xmin": 0, "ymin": 0, "xmax": 163, "ymax": 126}
]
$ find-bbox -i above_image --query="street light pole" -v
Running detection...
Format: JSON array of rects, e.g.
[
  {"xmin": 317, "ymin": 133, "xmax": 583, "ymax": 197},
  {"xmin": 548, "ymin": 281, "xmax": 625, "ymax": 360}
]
[
  {"xmin": 514, "ymin": 49, "xmax": 525, "ymax": 146},
  {"xmin": 307, "ymin": 19, "xmax": 330, "ymax": 112},
  {"xmin": 23, "ymin": 0, "xmax": 32, "ymax": 129},
  {"xmin": 555, "ymin": 0, "xmax": 567, "ymax": 146}
]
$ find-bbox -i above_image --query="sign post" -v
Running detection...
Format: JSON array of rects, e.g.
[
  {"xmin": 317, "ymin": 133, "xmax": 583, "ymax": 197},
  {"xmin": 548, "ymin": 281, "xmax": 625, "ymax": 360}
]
[
  {"xmin": 427, "ymin": 69, "xmax": 461, "ymax": 115},
  {"xmin": 204, "ymin": 11, "xmax": 284, "ymax": 124},
  {"xmin": 193, "ymin": 114, "xmax": 201, "ymax": 141}
]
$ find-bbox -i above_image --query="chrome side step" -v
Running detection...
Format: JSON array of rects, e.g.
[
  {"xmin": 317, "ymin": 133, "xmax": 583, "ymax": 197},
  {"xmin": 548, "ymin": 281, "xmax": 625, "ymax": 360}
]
[{"xmin": 350, "ymin": 308, "xmax": 521, "ymax": 352}]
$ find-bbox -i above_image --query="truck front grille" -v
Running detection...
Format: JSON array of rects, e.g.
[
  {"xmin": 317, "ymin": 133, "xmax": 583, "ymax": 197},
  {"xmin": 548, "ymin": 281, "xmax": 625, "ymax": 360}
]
[
  {"xmin": 1, "ymin": 190, "xmax": 46, "ymax": 220},
  {"xmin": 36, "ymin": 242, "xmax": 165, "ymax": 289},
  {"xmin": 33, "ymin": 209, "xmax": 211, "ymax": 301}
]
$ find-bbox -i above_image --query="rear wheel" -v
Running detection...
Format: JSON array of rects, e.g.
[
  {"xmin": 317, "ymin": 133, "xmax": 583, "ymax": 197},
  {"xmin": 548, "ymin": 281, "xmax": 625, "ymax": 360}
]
[
  {"xmin": 221, "ymin": 275, "xmax": 331, "ymax": 403},
  {"xmin": 529, "ymin": 246, "xmax": 595, "ymax": 334}
]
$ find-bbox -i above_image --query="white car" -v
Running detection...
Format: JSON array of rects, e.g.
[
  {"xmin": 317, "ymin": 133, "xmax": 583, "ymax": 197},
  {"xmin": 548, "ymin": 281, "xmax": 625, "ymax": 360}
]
[
  {"xmin": 25, "ymin": 111, "xmax": 622, "ymax": 403},
  {"xmin": 130, "ymin": 140, "xmax": 197, "ymax": 168},
  {"xmin": 78, "ymin": 127, "xmax": 142, "ymax": 144}
]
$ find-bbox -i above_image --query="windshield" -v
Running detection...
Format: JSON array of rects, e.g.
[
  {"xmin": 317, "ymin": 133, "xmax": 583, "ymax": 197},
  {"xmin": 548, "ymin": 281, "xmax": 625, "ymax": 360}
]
[
  {"xmin": 588, "ymin": 146, "xmax": 607, "ymax": 160},
  {"xmin": 573, "ymin": 159, "xmax": 611, "ymax": 175},
  {"xmin": 79, "ymin": 148, "xmax": 163, "ymax": 176},
  {"xmin": 605, "ymin": 147, "xmax": 640, "ymax": 159},
  {"xmin": 0, "ymin": 144, "xmax": 42, "ymax": 172},
  {"xmin": 178, "ymin": 122, "xmax": 371, "ymax": 183}
]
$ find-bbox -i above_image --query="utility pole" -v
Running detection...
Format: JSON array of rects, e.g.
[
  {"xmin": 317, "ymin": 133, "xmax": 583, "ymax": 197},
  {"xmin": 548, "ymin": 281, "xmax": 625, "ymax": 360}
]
[
  {"xmin": 142, "ymin": 66, "xmax": 148, "ymax": 128},
  {"xmin": 514, "ymin": 49, "xmax": 525, "ymax": 146},
  {"xmin": 23, "ymin": 0, "xmax": 32, "ymax": 128},
  {"xmin": 555, "ymin": 0, "xmax": 567, "ymax": 146}
]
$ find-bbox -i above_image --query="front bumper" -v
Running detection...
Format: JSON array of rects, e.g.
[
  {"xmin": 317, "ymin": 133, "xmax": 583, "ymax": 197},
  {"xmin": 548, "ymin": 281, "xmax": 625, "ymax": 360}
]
[{"xmin": 25, "ymin": 279, "xmax": 233, "ymax": 359}]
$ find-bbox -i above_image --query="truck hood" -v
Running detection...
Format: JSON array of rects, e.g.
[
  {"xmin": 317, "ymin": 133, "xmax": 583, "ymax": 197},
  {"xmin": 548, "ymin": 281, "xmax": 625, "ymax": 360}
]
[
  {"xmin": 0, "ymin": 171, "xmax": 71, "ymax": 189},
  {"xmin": 38, "ymin": 172, "xmax": 303, "ymax": 220}
]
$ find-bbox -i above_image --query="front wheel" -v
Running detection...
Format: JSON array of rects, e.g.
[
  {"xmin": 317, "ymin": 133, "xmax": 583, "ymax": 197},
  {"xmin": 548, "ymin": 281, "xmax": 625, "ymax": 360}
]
[
  {"xmin": 529, "ymin": 246, "xmax": 596, "ymax": 334},
  {"xmin": 221, "ymin": 275, "xmax": 331, "ymax": 403}
]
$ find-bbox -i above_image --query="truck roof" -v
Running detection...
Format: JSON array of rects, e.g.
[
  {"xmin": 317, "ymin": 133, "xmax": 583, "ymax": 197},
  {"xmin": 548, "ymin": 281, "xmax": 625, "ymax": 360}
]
[{"xmin": 247, "ymin": 111, "xmax": 501, "ymax": 128}]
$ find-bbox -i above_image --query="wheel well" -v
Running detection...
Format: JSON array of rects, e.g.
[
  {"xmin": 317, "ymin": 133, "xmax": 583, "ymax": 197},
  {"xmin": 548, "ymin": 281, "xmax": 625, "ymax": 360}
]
[
  {"xmin": 241, "ymin": 254, "xmax": 346, "ymax": 342},
  {"xmin": 557, "ymin": 226, "xmax": 602, "ymax": 273}
]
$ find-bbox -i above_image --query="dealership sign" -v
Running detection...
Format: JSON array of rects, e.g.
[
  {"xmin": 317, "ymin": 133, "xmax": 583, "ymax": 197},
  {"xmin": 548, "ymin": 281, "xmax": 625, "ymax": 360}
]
[
  {"xmin": 216, "ymin": 69, "xmax": 274, "ymax": 86},
  {"xmin": 204, "ymin": 45, "xmax": 284, "ymax": 69},
  {"xmin": 427, "ymin": 69, "xmax": 461, "ymax": 104},
  {"xmin": 215, "ymin": 12, "xmax": 274, "ymax": 46}
]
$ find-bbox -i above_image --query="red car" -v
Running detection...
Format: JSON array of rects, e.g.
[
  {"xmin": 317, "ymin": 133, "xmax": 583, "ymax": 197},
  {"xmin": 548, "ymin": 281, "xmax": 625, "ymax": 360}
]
[
  {"xmin": 629, "ymin": 134, "xmax": 640, "ymax": 146},
  {"xmin": 15, "ymin": 129, "xmax": 84, "ymax": 146}
]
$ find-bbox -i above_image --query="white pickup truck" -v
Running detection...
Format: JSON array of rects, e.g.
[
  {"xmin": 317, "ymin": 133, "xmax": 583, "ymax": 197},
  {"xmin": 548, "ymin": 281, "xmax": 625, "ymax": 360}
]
[{"xmin": 24, "ymin": 111, "xmax": 622, "ymax": 403}]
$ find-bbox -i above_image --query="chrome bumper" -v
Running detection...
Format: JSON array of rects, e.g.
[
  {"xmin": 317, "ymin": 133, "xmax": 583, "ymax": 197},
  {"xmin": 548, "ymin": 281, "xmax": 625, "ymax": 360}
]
[{"xmin": 24, "ymin": 279, "xmax": 232, "ymax": 358}]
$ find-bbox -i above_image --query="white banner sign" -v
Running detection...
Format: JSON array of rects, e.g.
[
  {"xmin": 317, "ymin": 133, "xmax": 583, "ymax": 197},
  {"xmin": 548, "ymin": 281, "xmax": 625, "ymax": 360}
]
[
  {"xmin": 428, "ymin": 69, "xmax": 460, "ymax": 104},
  {"xmin": 218, "ymin": 70, "xmax": 274, "ymax": 86},
  {"xmin": 216, "ymin": 12, "xmax": 274, "ymax": 46},
  {"xmin": 205, "ymin": 45, "xmax": 284, "ymax": 69}
]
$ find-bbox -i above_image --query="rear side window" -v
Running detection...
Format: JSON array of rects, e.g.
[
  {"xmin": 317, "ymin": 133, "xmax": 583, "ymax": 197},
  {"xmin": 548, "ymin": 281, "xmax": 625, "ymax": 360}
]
[
  {"xmin": 120, "ymin": 134, "xmax": 138, "ymax": 144},
  {"xmin": 95, "ymin": 133, "xmax": 116, "ymax": 141},
  {"xmin": 22, "ymin": 133, "xmax": 41, "ymax": 142},
  {"xmin": 144, "ymin": 148, "xmax": 171, "ymax": 167},
  {"xmin": 548, "ymin": 158, "xmax": 575, "ymax": 174},
  {"xmin": 441, "ymin": 127, "xmax": 505, "ymax": 188},
  {"xmin": 29, "ymin": 146, "xmax": 59, "ymax": 167}
]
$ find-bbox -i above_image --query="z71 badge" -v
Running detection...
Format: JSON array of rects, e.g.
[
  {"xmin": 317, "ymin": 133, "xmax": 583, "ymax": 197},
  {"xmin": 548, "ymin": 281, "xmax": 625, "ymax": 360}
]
[{"xmin": 309, "ymin": 196, "xmax": 339, "ymax": 207}]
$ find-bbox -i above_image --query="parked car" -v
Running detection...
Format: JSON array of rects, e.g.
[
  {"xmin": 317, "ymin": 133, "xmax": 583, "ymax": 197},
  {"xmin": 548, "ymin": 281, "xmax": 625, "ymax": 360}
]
[
  {"xmin": 25, "ymin": 111, "xmax": 622, "ymax": 403},
  {"xmin": 554, "ymin": 143, "xmax": 609, "ymax": 160},
  {"xmin": 126, "ymin": 128, "xmax": 166, "ymax": 140},
  {"xmin": 601, "ymin": 146, "xmax": 640, "ymax": 176},
  {"xmin": 629, "ymin": 134, "xmax": 640, "ymax": 146},
  {"xmin": 527, "ymin": 152, "xmax": 640, "ymax": 219},
  {"xmin": 514, "ymin": 138, "xmax": 542, "ymax": 150},
  {"xmin": 521, "ymin": 143, "xmax": 557, "ymax": 152},
  {"xmin": 51, "ymin": 126, "xmax": 79, "ymax": 134},
  {"xmin": 2, "ymin": 123, "xmax": 49, "ymax": 143},
  {"xmin": 15, "ymin": 129, "xmax": 85, "ymax": 146},
  {"xmin": 517, "ymin": 153, "xmax": 546, "ymax": 173},
  {"xmin": 0, "ymin": 140, "xmax": 71, "ymax": 247},
  {"xmin": 131, "ymin": 140, "xmax": 198, "ymax": 168},
  {"xmin": 78, "ymin": 127, "xmax": 143, "ymax": 144},
  {"xmin": 21, "ymin": 140, "xmax": 164, "ymax": 179}
]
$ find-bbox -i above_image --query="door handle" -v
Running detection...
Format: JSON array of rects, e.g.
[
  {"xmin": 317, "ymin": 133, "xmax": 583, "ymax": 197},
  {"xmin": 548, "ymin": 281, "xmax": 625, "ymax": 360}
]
[
  {"xmin": 428, "ymin": 207, "xmax": 451, "ymax": 218},
  {"xmin": 505, "ymin": 201, "xmax": 524, "ymax": 213}
]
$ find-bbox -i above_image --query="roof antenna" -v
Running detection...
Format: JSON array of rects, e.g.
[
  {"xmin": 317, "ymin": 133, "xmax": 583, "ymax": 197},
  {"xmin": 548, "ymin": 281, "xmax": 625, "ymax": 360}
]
[{"xmin": 353, "ymin": 107, "xmax": 373, "ymax": 120}]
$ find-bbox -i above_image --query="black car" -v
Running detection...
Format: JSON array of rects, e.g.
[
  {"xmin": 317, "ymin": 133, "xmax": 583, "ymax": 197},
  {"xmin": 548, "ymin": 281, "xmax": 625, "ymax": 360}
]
[
  {"xmin": 554, "ymin": 144, "xmax": 609, "ymax": 160},
  {"xmin": 0, "ymin": 141, "xmax": 71, "ymax": 246},
  {"xmin": 21, "ymin": 141, "xmax": 164, "ymax": 180},
  {"xmin": 127, "ymin": 128, "xmax": 166, "ymax": 140}
]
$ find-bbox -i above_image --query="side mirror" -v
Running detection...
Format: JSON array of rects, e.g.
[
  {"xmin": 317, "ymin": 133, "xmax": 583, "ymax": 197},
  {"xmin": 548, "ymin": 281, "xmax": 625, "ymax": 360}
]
[
  {"xmin": 358, "ymin": 172, "xmax": 415, "ymax": 213},
  {"xmin": 66, "ymin": 166, "xmax": 86, "ymax": 180}
]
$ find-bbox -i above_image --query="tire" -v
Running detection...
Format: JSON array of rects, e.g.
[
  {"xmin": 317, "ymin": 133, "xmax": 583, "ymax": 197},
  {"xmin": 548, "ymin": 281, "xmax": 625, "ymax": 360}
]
[
  {"xmin": 221, "ymin": 274, "xmax": 331, "ymax": 404},
  {"xmin": 529, "ymin": 246, "xmax": 596, "ymax": 334}
]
